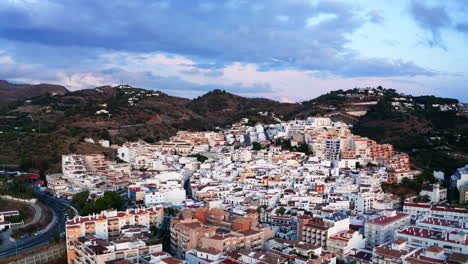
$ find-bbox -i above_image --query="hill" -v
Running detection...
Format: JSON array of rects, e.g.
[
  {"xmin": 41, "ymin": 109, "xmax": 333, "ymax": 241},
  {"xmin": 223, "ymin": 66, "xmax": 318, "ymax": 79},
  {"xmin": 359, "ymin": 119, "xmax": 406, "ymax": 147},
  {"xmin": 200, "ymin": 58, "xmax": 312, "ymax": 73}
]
[
  {"xmin": 0, "ymin": 80, "xmax": 68, "ymax": 107},
  {"xmin": 351, "ymin": 91, "xmax": 468, "ymax": 175},
  {"xmin": 0, "ymin": 85, "xmax": 317, "ymax": 171},
  {"xmin": 0, "ymin": 82, "xmax": 466, "ymax": 177}
]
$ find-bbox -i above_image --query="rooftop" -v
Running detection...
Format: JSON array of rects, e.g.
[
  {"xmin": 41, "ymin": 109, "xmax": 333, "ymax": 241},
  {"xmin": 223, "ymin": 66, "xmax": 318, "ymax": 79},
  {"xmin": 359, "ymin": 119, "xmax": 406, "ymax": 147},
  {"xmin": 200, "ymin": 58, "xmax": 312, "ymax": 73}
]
[{"xmin": 366, "ymin": 213, "xmax": 409, "ymax": 226}]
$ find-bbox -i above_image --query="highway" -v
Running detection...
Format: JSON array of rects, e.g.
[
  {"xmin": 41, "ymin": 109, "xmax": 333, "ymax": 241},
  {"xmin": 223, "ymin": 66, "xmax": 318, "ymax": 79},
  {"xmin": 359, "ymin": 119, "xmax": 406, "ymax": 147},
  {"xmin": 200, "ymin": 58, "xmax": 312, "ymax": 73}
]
[{"xmin": 0, "ymin": 191, "xmax": 70, "ymax": 259}]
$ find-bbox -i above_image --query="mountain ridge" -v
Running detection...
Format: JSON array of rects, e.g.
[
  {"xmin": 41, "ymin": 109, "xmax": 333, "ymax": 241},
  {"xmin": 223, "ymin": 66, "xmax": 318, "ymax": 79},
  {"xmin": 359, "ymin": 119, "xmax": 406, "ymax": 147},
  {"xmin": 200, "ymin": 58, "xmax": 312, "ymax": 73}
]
[
  {"xmin": 0, "ymin": 80, "xmax": 69, "ymax": 107},
  {"xmin": 0, "ymin": 81, "xmax": 466, "ymax": 176}
]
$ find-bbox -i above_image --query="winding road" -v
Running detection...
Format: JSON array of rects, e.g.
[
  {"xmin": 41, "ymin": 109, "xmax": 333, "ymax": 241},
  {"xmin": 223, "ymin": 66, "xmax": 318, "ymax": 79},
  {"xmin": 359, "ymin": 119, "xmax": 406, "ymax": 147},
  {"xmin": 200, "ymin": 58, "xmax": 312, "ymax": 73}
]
[{"xmin": 0, "ymin": 190, "xmax": 72, "ymax": 259}]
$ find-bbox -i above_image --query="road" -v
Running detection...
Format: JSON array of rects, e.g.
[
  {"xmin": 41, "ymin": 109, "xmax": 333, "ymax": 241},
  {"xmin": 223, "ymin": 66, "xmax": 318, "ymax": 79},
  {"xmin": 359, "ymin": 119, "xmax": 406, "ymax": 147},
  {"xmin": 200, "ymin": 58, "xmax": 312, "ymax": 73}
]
[{"xmin": 0, "ymin": 191, "xmax": 69, "ymax": 259}]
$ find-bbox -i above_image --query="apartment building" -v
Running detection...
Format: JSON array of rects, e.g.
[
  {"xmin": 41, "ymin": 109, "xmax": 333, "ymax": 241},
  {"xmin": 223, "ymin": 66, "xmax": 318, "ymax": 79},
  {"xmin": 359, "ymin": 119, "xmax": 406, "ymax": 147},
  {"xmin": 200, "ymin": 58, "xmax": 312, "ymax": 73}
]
[
  {"xmin": 403, "ymin": 202, "xmax": 468, "ymax": 221},
  {"xmin": 66, "ymin": 207, "xmax": 164, "ymax": 263},
  {"xmin": 402, "ymin": 202, "xmax": 431, "ymax": 220},
  {"xmin": 62, "ymin": 154, "xmax": 86, "ymax": 178},
  {"xmin": 170, "ymin": 208, "xmax": 274, "ymax": 258},
  {"xmin": 430, "ymin": 206, "xmax": 468, "ymax": 221},
  {"xmin": 383, "ymin": 154, "xmax": 411, "ymax": 171},
  {"xmin": 326, "ymin": 229, "xmax": 365, "ymax": 260},
  {"xmin": 373, "ymin": 194, "xmax": 400, "ymax": 210},
  {"xmin": 416, "ymin": 217, "xmax": 467, "ymax": 233},
  {"xmin": 403, "ymin": 246, "xmax": 466, "ymax": 264},
  {"xmin": 372, "ymin": 239, "xmax": 419, "ymax": 264},
  {"xmin": 387, "ymin": 169, "xmax": 415, "ymax": 184},
  {"xmin": 364, "ymin": 210, "xmax": 410, "ymax": 248},
  {"xmin": 66, "ymin": 206, "xmax": 163, "ymax": 242},
  {"xmin": 396, "ymin": 226, "xmax": 468, "ymax": 253},
  {"xmin": 297, "ymin": 213, "xmax": 349, "ymax": 248},
  {"xmin": 355, "ymin": 192, "xmax": 375, "ymax": 213},
  {"xmin": 69, "ymin": 235, "xmax": 162, "ymax": 264}
]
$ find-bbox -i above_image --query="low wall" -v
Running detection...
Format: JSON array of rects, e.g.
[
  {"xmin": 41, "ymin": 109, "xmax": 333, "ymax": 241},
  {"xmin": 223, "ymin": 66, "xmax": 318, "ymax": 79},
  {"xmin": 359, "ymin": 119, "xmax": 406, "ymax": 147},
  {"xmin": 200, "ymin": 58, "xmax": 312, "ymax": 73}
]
[
  {"xmin": 0, "ymin": 195, "xmax": 37, "ymax": 204},
  {"xmin": 0, "ymin": 244, "xmax": 66, "ymax": 264}
]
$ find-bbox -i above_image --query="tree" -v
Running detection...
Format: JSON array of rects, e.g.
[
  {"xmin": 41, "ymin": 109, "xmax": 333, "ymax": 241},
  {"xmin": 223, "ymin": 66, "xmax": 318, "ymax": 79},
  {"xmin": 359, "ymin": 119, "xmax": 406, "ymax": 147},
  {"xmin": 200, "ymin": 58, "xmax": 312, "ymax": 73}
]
[
  {"xmin": 149, "ymin": 225, "xmax": 164, "ymax": 240},
  {"xmin": 0, "ymin": 178, "xmax": 35, "ymax": 199},
  {"xmin": 355, "ymin": 162, "xmax": 361, "ymax": 169},
  {"xmin": 188, "ymin": 154, "xmax": 208, "ymax": 163},
  {"xmin": 275, "ymin": 206, "xmax": 286, "ymax": 215},
  {"xmin": 296, "ymin": 142, "xmax": 311, "ymax": 155},
  {"xmin": 73, "ymin": 191, "xmax": 124, "ymax": 215},
  {"xmin": 20, "ymin": 156, "xmax": 33, "ymax": 171},
  {"xmin": 256, "ymin": 205, "xmax": 267, "ymax": 213},
  {"xmin": 71, "ymin": 191, "xmax": 90, "ymax": 212},
  {"xmin": 164, "ymin": 207, "xmax": 179, "ymax": 217},
  {"xmin": 252, "ymin": 142, "xmax": 262, "ymax": 150},
  {"xmin": 36, "ymin": 158, "xmax": 50, "ymax": 176}
]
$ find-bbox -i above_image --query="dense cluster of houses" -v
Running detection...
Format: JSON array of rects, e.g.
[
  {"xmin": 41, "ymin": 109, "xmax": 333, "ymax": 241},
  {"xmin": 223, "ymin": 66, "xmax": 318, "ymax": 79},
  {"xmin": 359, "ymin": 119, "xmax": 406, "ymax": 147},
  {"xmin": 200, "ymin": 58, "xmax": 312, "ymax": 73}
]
[{"xmin": 61, "ymin": 117, "xmax": 467, "ymax": 264}]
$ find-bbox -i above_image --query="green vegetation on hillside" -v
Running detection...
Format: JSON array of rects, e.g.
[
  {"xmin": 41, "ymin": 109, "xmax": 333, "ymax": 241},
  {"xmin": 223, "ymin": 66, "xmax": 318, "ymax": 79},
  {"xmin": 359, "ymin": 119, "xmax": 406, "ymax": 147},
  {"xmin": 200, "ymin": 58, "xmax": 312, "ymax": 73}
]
[
  {"xmin": 353, "ymin": 96, "xmax": 468, "ymax": 175},
  {"xmin": 0, "ymin": 177, "xmax": 35, "ymax": 199},
  {"xmin": 381, "ymin": 170, "xmax": 439, "ymax": 197}
]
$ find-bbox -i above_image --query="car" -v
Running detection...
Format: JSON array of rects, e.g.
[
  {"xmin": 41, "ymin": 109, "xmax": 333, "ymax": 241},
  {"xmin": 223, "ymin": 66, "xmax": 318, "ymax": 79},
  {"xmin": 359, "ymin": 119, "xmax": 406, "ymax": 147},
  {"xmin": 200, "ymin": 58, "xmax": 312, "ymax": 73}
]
[
  {"xmin": 20, "ymin": 234, "xmax": 30, "ymax": 239},
  {"xmin": 34, "ymin": 231, "xmax": 41, "ymax": 236}
]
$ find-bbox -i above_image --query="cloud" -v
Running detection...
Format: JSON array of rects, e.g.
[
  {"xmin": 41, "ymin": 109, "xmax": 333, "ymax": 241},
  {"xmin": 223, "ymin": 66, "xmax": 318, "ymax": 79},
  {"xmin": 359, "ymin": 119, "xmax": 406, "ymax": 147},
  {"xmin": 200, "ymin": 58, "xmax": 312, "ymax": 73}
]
[
  {"xmin": 203, "ymin": 70, "xmax": 224, "ymax": 78},
  {"xmin": 0, "ymin": 0, "xmax": 433, "ymax": 78},
  {"xmin": 456, "ymin": 23, "xmax": 468, "ymax": 34},
  {"xmin": 409, "ymin": 1, "xmax": 451, "ymax": 49},
  {"xmin": 333, "ymin": 58, "xmax": 435, "ymax": 78},
  {"xmin": 367, "ymin": 10, "xmax": 384, "ymax": 24},
  {"xmin": 0, "ymin": 0, "xmax": 466, "ymax": 103},
  {"xmin": 180, "ymin": 69, "xmax": 201, "ymax": 75}
]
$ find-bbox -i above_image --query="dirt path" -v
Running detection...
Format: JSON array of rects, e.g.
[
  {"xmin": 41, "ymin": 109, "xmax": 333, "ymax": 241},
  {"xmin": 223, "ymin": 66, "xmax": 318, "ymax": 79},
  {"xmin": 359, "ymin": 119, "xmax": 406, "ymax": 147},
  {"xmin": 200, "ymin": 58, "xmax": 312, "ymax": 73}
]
[
  {"xmin": 20, "ymin": 203, "xmax": 42, "ymax": 228},
  {"xmin": 0, "ymin": 198, "xmax": 42, "ymax": 227}
]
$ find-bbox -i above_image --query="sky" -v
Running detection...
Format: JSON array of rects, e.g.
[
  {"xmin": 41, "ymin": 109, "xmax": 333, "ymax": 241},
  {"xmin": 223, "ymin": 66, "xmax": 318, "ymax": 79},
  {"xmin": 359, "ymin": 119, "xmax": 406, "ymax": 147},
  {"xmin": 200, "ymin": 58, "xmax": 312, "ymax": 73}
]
[{"xmin": 0, "ymin": 0, "xmax": 467, "ymax": 102}]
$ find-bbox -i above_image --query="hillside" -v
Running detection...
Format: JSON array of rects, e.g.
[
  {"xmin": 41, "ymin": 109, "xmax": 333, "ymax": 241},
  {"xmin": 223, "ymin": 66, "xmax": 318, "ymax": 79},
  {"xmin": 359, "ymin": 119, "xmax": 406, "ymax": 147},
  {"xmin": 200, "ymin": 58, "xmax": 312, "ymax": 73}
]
[
  {"xmin": 0, "ymin": 82, "xmax": 466, "ymax": 176},
  {"xmin": 352, "ymin": 92, "xmax": 468, "ymax": 175},
  {"xmin": 188, "ymin": 89, "xmax": 306, "ymax": 125},
  {"xmin": 0, "ymin": 85, "xmax": 316, "ymax": 171},
  {"xmin": 0, "ymin": 80, "xmax": 68, "ymax": 107}
]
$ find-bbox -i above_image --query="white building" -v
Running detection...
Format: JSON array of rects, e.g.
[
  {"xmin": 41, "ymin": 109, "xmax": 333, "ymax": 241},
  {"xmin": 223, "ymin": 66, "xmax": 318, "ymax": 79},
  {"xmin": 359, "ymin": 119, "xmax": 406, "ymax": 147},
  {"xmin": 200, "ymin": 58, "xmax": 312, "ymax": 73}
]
[
  {"xmin": 327, "ymin": 230, "xmax": 366, "ymax": 260},
  {"xmin": 186, "ymin": 248, "xmax": 224, "ymax": 264},
  {"xmin": 419, "ymin": 183, "xmax": 447, "ymax": 202},
  {"xmin": 396, "ymin": 226, "xmax": 468, "ymax": 253},
  {"xmin": 354, "ymin": 192, "xmax": 375, "ymax": 212},
  {"xmin": 144, "ymin": 188, "xmax": 186, "ymax": 206},
  {"xmin": 0, "ymin": 211, "xmax": 19, "ymax": 231},
  {"xmin": 451, "ymin": 164, "xmax": 468, "ymax": 189},
  {"xmin": 364, "ymin": 210, "xmax": 411, "ymax": 248}
]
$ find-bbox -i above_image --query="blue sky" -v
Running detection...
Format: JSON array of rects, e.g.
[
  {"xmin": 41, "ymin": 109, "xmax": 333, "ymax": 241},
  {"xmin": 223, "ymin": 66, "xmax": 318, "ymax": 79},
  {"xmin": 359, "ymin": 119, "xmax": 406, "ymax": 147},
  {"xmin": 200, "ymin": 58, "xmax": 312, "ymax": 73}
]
[{"xmin": 0, "ymin": 0, "xmax": 467, "ymax": 102}]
